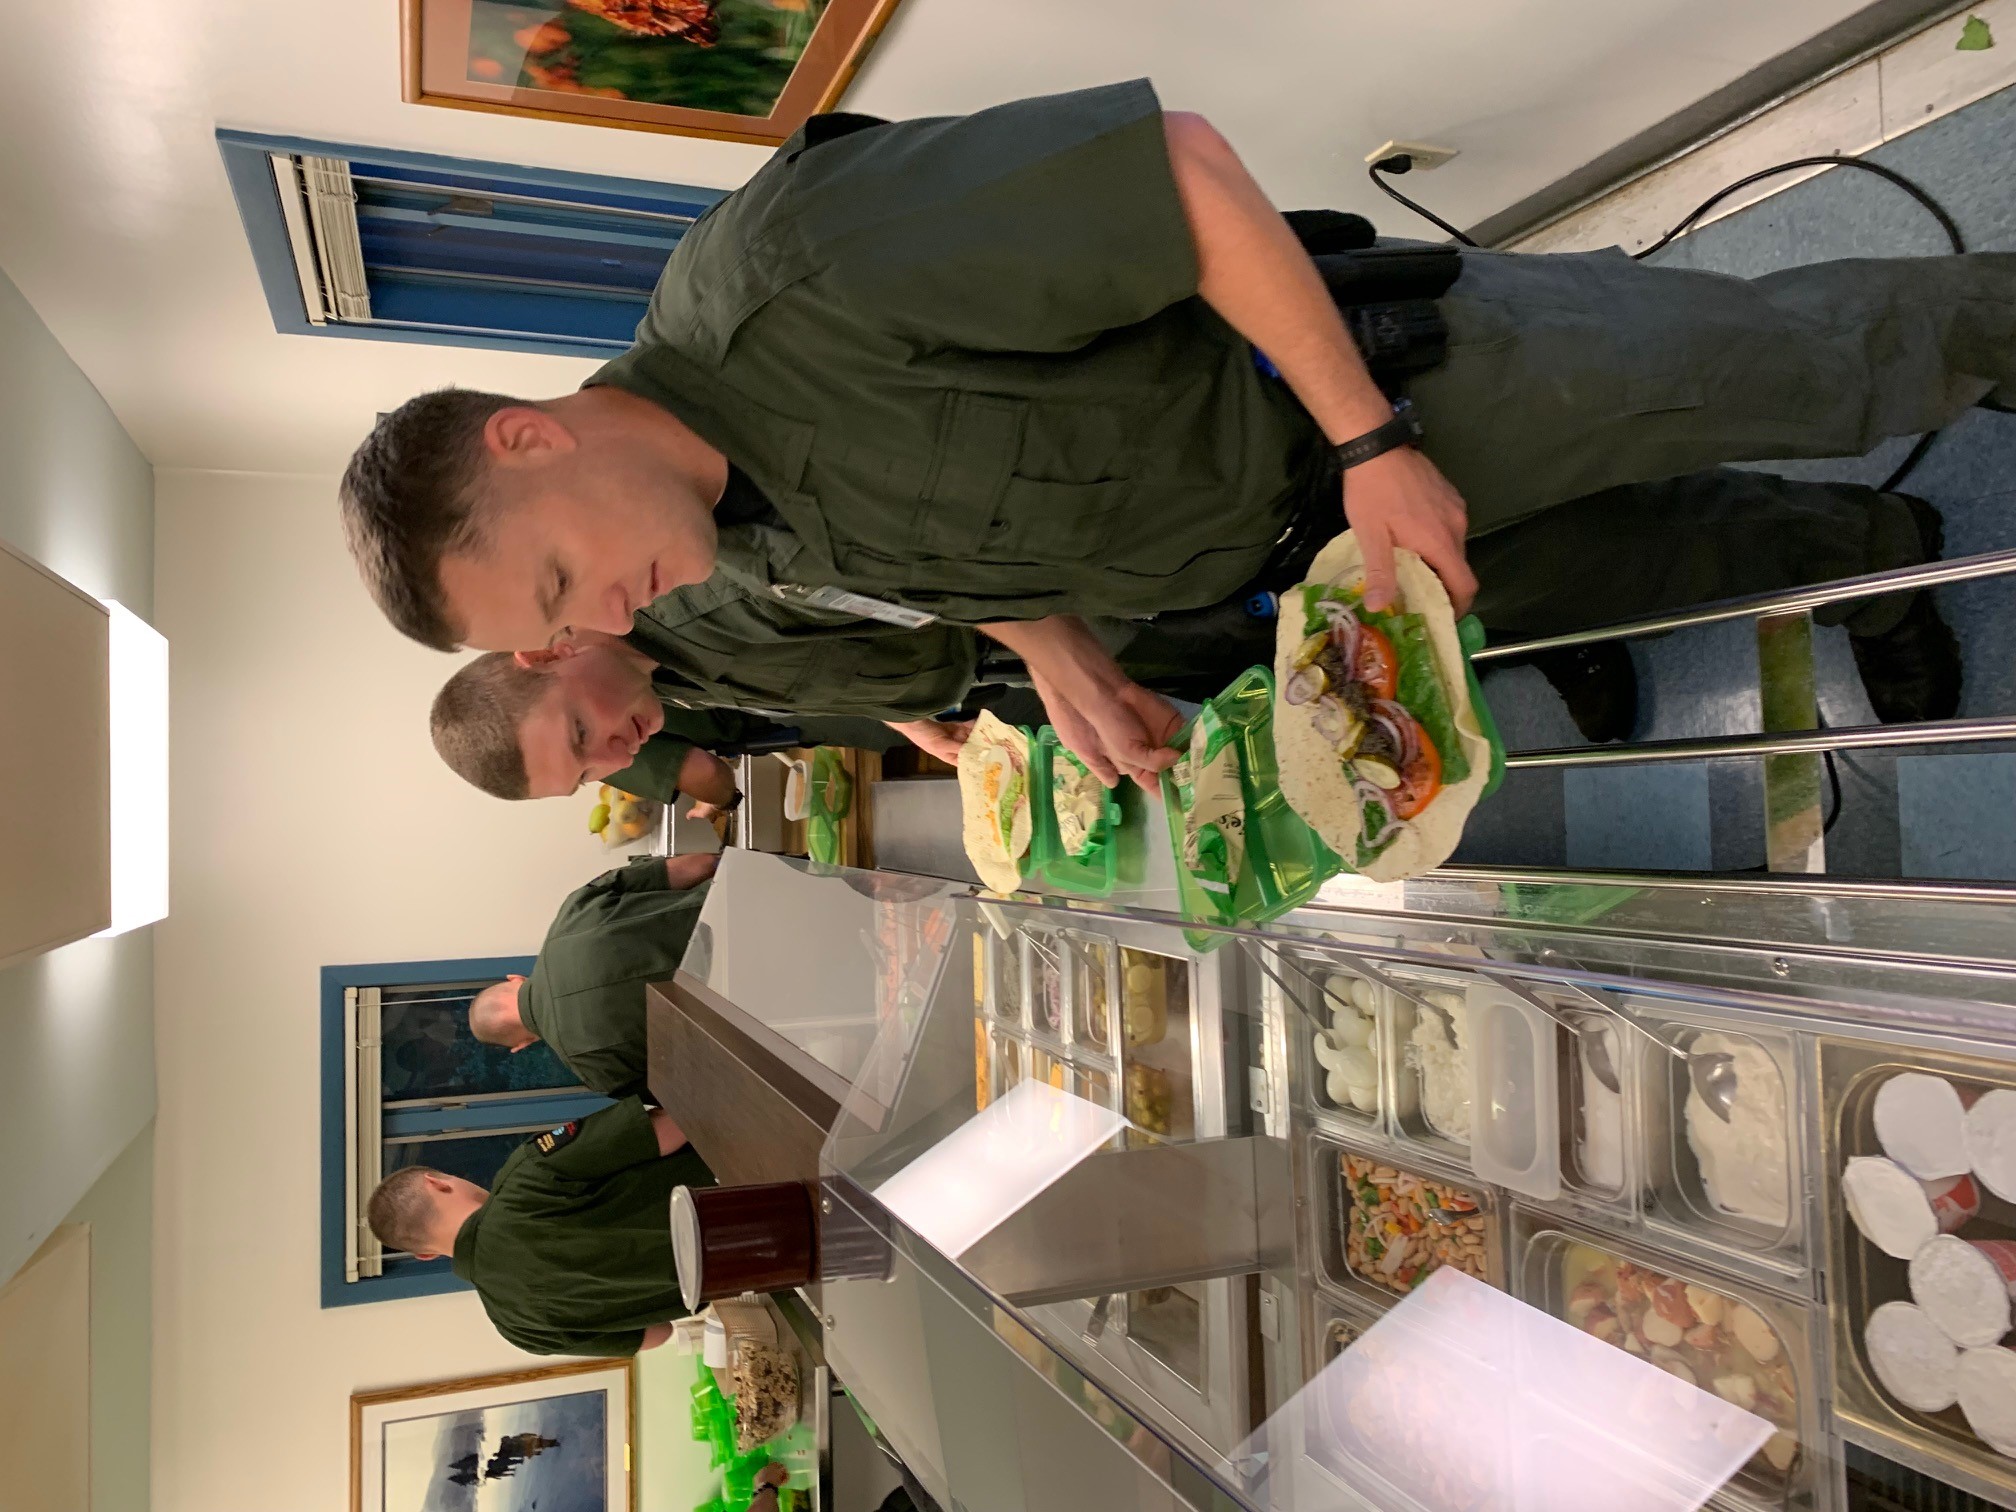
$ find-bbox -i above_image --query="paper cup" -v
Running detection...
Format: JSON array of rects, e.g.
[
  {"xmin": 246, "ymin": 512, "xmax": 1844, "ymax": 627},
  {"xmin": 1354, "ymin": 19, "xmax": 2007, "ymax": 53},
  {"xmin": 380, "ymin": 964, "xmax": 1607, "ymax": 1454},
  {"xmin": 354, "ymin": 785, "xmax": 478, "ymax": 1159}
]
[
  {"xmin": 1911, "ymin": 1236, "xmax": 2016, "ymax": 1348},
  {"xmin": 1929, "ymin": 1174, "xmax": 1986, "ymax": 1232},
  {"xmin": 1865, "ymin": 1301, "xmax": 1961, "ymax": 1413},
  {"xmin": 1876, "ymin": 1073, "xmax": 1972, "ymax": 1180},
  {"xmin": 1843, "ymin": 1158, "xmax": 1981, "ymax": 1259},
  {"xmin": 1958, "ymin": 1345, "xmax": 2016, "ymax": 1457},
  {"xmin": 1966, "ymin": 1089, "xmax": 2016, "ymax": 1202}
]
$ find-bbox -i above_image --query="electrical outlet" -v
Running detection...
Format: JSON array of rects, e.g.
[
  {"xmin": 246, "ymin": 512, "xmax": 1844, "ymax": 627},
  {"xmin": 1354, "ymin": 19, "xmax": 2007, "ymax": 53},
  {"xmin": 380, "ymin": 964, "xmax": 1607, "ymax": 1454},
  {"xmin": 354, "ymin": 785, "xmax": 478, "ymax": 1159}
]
[{"xmin": 1365, "ymin": 140, "xmax": 1459, "ymax": 171}]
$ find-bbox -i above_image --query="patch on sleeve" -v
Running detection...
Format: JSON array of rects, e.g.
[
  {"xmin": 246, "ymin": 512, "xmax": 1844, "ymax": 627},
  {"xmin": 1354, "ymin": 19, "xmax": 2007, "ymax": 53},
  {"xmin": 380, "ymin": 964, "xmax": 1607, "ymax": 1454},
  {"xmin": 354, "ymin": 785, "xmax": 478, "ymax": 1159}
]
[{"xmin": 535, "ymin": 1121, "xmax": 580, "ymax": 1155}]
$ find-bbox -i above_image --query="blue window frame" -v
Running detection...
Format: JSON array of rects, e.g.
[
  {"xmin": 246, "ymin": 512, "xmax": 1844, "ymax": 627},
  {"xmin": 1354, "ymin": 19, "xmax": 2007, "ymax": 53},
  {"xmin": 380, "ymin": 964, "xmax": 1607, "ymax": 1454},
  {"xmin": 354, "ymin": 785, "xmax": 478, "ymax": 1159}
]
[
  {"xmin": 217, "ymin": 129, "xmax": 725, "ymax": 359},
  {"xmin": 320, "ymin": 955, "xmax": 613, "ymax": 1308}
]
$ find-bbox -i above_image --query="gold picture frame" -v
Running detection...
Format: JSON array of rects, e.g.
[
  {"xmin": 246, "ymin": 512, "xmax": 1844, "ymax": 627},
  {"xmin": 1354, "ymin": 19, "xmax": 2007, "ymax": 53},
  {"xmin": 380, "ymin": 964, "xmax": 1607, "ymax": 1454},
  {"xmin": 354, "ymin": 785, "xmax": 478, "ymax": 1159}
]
[
  {"xmin": 401, "ymin": 0, "xmax": 906, "ymax": 146},
  {"xmin": 350, "ymin": 1358, "xmax": 638, "ymax": 1512}
]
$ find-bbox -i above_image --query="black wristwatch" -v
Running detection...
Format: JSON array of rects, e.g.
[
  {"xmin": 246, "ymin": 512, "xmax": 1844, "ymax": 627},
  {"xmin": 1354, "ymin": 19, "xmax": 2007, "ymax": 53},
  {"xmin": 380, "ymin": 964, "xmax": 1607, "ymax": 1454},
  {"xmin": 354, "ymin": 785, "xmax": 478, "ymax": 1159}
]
[
  {"xmin": 715, "ymin": 789, "xmax": 745, "ymax": 814},
  {"xmin": 1331, "ymin": 398, "xmax": 1423, "ymax": 471}
]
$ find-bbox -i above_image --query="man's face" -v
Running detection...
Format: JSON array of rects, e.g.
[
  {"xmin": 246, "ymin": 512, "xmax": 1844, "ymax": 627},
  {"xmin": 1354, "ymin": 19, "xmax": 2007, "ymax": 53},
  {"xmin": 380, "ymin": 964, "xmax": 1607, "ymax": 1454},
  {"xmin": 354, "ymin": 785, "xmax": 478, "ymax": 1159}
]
[
  {"xmin": 439, "ymin": 409, "xmax": 720, "ymax": 651},
  {"xmin": 518, "ymin": 643, "xmax": 664, "ymax": 797}
]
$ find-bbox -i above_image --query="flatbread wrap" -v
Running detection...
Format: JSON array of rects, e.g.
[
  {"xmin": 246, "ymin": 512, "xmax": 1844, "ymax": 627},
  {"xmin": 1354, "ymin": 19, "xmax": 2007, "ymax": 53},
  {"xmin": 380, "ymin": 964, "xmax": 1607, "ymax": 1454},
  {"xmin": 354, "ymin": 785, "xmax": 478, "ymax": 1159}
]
[
  {"xmin": 958, "ymin": 711, "xmax": 1034, "ymax": 893},
  {"xmin": 1274, "ymin": 535, "xmax": 1491, "ymax": 882}
]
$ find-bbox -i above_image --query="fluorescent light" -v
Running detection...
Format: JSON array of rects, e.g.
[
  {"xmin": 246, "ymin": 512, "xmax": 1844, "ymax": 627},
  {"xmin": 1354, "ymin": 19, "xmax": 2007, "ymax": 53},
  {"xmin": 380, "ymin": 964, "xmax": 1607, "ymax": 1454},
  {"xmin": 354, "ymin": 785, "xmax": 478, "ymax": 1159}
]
[{"xmin": 98, "ymin": 601, "xmax": 168, "ymax": 936}]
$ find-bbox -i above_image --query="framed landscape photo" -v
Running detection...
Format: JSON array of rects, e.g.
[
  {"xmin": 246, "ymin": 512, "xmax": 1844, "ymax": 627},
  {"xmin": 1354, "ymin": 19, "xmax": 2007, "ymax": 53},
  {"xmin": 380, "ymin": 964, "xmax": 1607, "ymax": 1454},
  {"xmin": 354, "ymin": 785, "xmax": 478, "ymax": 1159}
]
[
  {"xmin": 352, "ymin": 1359, "xmax": 635, "ymax": 1512},
  {"xmin": 402, "ymin": 0, "xmax": 906, "ymax": 145}
]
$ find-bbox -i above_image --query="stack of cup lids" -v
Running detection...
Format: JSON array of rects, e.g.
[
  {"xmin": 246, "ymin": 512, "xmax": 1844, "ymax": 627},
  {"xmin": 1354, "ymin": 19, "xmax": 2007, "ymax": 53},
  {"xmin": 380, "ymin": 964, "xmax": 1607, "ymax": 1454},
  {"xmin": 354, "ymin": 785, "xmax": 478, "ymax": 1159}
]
[{"xmin": 1851, "ymin": 1072, "xmax": 2016, "ymax": 1456}]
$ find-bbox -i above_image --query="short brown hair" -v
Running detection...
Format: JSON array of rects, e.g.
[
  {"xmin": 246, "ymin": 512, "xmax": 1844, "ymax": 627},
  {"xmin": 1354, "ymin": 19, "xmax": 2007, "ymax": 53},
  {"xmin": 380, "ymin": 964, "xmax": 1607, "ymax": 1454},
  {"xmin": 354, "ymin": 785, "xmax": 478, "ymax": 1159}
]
[
  {"xmin": 340, "ymin": 388, "xmax": 519, "ymax": 651},
  {"xmin": 431, "ymin": 652, "xmax": 552, "ymax": 800},
  {"xmin": 367, "ymin": 1166, "xmax": 444, "ymax": 1256}
]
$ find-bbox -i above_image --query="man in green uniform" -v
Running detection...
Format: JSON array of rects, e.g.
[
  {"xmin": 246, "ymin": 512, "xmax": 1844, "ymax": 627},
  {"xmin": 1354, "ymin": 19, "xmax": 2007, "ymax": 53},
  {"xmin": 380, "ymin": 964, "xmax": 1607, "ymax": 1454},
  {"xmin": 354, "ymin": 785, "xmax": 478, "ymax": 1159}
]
[
  {"xmin": 341, "ymin": 83, "xmax": 2001, "ymax": 782},
  {"xmin": 365, "ymin": 1095, "xmax": 712, "ymax": 1355},
  {"xmin": 466, "ymin": 853, "xmax": 715, "ymax": 1097},
  {"xmin": 430, "ymin": 630, "xmax": 944, "ymax": 801}
]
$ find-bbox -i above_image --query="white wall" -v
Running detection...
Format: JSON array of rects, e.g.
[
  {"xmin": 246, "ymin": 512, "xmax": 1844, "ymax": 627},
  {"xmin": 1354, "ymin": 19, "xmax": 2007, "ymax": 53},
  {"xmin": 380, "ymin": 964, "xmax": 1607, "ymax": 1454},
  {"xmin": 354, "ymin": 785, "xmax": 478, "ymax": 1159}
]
[
  {"xmin": 61, "ymin": 1122, "xmax": 155, "ymax": 1512},
  {"xmin": 0, "ymin": 263, "xmax": 156, "ymax": 1286},
  {"xmin": 151, "ymin": 469, "xmax": 641, "ymax": 1512}
]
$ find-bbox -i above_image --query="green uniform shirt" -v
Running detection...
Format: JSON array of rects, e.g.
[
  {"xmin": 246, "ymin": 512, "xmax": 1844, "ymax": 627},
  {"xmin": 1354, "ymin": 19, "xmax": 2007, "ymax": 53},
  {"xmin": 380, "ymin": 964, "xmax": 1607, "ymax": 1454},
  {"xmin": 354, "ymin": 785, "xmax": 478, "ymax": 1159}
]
[
  {"xmin": 590, "ymin": 80, "xmax": 1325, "ymax": 626},
  {"xmin": 607, "ymin": 699, "xmax": 906, "ymax": 802},
  {"xmin": 626, "ymin": 534, "xmax": 980, "ymax": 718},
  {"xmin": 519, "ymin": 858, "xmax": 706, "ymax": 1098},
  {"xmin": 452, "ymin": 1097, "xmax": 715, "ymax": 1356}
]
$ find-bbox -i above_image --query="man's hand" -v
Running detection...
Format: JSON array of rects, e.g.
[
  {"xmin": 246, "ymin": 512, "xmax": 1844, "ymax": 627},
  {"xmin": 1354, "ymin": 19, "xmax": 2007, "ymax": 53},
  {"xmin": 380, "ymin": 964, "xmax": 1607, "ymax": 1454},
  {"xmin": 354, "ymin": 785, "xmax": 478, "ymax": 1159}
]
[
  {"xmin": 1344, "ymin": 448, "xmax": 1476, "ymax": 613},
  {"xmin": 886, "ymin": 718, "xmax": 974, "ymax": 765},
  {"xmin": 648, "ymin": 1106, "xmax": 689, "ymax": 1155},
  {"xmin": 983, "ymin": 618, "xmax": 1180, "ymax": 792}
]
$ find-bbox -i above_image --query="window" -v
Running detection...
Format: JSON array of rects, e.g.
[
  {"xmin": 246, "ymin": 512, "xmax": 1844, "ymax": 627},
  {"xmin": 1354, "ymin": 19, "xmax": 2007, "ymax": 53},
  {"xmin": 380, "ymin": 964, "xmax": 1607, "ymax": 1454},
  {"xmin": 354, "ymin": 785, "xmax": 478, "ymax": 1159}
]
[
  {"xmin": 320, "ymin": 955, "xmax": 613, "ymax": 1307},
  {"xmin": 218, "ymin": 130, "xmax": 724, "ymax": 358}
]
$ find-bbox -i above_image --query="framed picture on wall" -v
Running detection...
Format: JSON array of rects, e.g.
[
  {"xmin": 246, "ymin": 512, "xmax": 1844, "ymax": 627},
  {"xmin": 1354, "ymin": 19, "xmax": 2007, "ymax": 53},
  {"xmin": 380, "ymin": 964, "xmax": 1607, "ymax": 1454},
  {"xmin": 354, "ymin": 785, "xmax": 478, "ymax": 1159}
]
[
  {"xmin": 351, "ymin": 1359, "xmax": 636, "ymax": 1512},
  {"xmin": 401, "ymin": 0, "xmax": 906, "ymax": 146}
]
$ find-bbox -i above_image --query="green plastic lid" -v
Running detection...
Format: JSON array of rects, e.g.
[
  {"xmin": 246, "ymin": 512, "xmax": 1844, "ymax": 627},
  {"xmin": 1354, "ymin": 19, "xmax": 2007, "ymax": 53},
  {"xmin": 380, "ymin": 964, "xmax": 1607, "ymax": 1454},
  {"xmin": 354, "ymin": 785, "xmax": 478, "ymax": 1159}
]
[
  {"xmin": 1028, "ymin": 728, "xmax": 1146, "ymax": 897},
  {"xmin": 1160, "ymin": 615, "xmax": 1506, "ymax": 944}
]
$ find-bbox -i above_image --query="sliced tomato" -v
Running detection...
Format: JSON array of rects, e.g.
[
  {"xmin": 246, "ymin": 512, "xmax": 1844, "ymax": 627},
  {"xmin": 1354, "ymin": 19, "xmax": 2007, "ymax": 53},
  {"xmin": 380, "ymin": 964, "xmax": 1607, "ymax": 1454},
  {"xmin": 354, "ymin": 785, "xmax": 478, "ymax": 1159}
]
[
  {"xmin": 1350, "ymin": 622, "xmax": 1399, "ymax": 701},
  {"xmin": 1391, "ymin": 715, "xmax": 1443, "ymax": 819}
]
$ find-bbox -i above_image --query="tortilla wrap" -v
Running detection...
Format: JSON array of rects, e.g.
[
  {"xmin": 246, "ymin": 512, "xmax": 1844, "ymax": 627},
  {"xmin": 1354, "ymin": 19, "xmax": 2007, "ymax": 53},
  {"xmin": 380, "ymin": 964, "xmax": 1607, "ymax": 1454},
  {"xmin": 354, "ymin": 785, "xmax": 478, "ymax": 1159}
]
[
  {"xmin": 1274, "ymin": 535, "xmax": 1490, "ymax": 882},
  {"xmin": 958, "ymin": 711, "xmax": 1034, "ymax": 893}
]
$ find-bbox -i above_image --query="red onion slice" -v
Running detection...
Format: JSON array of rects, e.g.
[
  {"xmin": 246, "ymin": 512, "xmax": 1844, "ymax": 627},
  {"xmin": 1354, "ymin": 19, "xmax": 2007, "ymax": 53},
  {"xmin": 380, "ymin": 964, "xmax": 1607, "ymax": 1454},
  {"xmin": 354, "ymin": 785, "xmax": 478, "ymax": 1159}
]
[
  {"xmin": 1321, "ymin": 602, "xmax": 1362, "ymax": 667},
  {"xmin": 1369, "ymin": 699, "xmax": 1421, "ymax": 765},
  {"xmin": 1285, "ymin": 667, "xmax": 1324, "ymax": 706}
]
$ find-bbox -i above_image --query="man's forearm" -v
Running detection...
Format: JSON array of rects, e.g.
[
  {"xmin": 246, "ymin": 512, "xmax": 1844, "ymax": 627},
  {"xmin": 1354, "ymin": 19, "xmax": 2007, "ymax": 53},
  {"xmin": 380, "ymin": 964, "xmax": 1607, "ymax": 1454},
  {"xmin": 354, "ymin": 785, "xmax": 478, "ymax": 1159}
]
[
  {"xmin": 1163, "ymin": 113, "xmax": 1389, "ymax": 444},
  {"xmin": 677, "ymin": 748, "xmax": 739, "ymax": 806}
]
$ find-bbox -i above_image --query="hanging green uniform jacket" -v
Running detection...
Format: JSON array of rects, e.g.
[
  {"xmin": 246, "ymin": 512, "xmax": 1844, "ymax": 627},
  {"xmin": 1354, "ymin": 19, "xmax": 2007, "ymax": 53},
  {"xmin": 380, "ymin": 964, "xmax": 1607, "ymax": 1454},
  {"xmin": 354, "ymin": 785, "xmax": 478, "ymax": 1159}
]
[{"xmin": 451, "ymin": 1096, "xmax": 715, "ymax": 1357}]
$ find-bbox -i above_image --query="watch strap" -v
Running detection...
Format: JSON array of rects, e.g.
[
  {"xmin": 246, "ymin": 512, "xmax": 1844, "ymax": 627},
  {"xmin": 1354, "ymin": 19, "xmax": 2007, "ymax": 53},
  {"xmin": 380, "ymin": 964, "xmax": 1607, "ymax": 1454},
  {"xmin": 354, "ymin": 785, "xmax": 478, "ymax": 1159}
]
[{"xmin": 1331, "ymin": 399, "xmax": 1423, "ymax": 471}]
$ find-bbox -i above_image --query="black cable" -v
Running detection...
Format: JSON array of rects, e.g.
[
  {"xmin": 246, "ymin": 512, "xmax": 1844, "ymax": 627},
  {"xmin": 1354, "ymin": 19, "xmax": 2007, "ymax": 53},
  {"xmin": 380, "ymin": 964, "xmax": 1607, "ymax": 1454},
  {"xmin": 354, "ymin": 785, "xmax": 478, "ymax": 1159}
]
[
  {"xmin": 1630, "ymin": 153, "xmax": 1964, "ymax": 261},
  {"xmin": 1631, "ymin": 154, "xmax": 1966, "ymax": 495},
  {"xmin": 1368, "ymin": 157, "xmax": 1480, "ymax": 248}
]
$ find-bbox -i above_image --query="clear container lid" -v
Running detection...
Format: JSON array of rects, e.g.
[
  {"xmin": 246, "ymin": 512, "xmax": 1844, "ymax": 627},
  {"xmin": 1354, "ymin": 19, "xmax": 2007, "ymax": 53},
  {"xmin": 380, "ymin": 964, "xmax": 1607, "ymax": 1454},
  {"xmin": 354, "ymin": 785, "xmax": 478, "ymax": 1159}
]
[
  {"xmin": 711, "ymin": 855, "xmax": 2016, "ymax": 1512},
  {"xmin": 1467, "ymin": 985, "xmax": 1561, "ymax": 1201}
]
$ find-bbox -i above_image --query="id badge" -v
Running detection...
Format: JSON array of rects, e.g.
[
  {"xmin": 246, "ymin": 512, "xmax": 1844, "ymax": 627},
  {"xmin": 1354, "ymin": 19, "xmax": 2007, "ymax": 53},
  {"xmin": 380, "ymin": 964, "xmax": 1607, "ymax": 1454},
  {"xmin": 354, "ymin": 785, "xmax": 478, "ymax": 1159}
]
[{"xmin": 771, "ymin": 582, "xmax": 940, "ymax": 628}]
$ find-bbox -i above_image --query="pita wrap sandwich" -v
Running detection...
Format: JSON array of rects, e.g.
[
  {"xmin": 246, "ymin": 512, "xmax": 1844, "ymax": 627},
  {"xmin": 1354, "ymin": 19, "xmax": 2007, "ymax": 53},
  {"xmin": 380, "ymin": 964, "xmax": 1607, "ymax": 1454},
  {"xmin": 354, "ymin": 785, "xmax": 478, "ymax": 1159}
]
[
  {"xmin": 1274, "ymin": 534, "xmax": 1491, "ymax": 882},
  {"xmin": 958, "ymin": 711, "xmax": 1035, "ymax": 893}
]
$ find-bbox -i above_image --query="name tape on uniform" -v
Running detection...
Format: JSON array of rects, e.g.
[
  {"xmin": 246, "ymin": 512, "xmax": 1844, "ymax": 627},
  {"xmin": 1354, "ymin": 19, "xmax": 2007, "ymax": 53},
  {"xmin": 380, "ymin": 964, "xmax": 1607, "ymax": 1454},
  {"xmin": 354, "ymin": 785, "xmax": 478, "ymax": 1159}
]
[{"xmin": 770, "ymin": 583, "xmax": 939, "ymax": 628}]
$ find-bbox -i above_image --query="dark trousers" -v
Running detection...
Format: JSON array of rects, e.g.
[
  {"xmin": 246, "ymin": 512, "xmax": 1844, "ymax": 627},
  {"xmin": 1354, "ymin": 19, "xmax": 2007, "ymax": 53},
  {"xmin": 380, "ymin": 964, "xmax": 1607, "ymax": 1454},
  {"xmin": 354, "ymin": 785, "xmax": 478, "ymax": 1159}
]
[
  {"xmin": 1396, "ymin": 247, "xmax": 2015, "ymax": 532},
  {"xmin": 1117, "ymin": 467, "xmax": 1925, "ymax": 687}
]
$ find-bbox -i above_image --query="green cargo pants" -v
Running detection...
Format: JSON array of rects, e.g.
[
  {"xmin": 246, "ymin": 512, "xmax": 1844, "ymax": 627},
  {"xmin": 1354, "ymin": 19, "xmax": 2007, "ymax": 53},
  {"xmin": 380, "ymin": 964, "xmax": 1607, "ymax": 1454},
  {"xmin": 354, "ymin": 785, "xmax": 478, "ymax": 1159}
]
[{"xmin": 1400, "ymin": 249, "xmax": 2016, "ymax": 533}]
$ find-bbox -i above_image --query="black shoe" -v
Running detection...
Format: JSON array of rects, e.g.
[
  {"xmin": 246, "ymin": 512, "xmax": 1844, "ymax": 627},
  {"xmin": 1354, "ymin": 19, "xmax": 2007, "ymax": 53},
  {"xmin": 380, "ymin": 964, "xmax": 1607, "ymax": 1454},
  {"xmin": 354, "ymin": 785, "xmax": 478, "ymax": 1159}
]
[
  {"xmin": 1528, "ymin": 641, "xmax": 1638, "ymax": 743},
  {"xmin": 1851, "ymin": 594, "xmax": 1962, "ymax": 723},
  {"xmin": 1849, "ymin": 493, "xmax": 1962, "ymax": 724},
  {"xmin": 1888, "ymin": 490, "xmax": 1945, "ymax": 560}
]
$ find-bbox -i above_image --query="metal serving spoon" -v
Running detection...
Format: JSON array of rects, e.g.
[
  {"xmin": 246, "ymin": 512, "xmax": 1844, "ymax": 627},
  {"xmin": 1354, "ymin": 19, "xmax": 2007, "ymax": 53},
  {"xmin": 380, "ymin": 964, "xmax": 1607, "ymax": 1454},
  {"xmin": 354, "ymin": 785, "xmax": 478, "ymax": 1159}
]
[{"xmin": 1520, "ymin": 975, "xmax": 1738, "ymax": 1123}]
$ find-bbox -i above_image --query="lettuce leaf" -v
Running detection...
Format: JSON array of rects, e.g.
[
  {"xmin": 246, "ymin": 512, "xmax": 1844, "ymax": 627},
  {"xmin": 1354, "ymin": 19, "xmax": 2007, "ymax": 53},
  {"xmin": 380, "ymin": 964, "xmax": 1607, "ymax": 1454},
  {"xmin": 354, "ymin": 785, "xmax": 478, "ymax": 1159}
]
[{"xmin": 1301, "ymin": 586, "xmax": 1470, "ymax": 785}]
